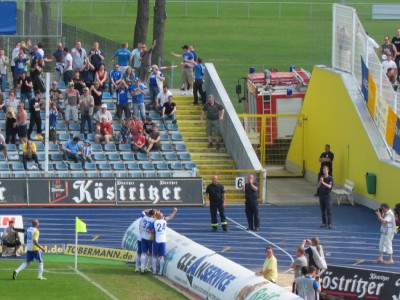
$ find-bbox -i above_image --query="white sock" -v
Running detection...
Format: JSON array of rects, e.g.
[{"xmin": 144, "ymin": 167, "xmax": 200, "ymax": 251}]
[
  {"xmin": 159, "ymin": 257, "xmax": 165, "ymax": 275},
  {"xmin": 140, "ymin": 254, "xmax": 146, "ymax": 271},
  {"xmin": 145, "ymin": 255, "xmax": 151, "ymax": 269},
  {"xmin": 16, "ymin": 262, "xmax": 28, "ymax": 273},
  {"xmin": 152, "ymin": 257, "xmax": 157, "ymax": 274},
  {"xmin": 38, "ymin": 262, "xmax": 44, "ymax": 278},
  {"xmin": 135, "ymin": 254, "xmax": 141, "ymax": 269}
]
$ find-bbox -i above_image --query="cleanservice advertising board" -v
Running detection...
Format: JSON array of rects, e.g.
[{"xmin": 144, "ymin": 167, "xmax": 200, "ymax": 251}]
[
  {"xmin": 321, "ymin": 265, "xmax": 400, "ymax": 300},
  {"xmin": 122, "ymin": 219, "xmax": 302, "ymax": 300}
]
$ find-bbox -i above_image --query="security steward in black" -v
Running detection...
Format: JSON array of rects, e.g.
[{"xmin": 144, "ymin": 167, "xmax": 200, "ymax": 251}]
[
  {"xmin": 204, "ymin": 175, "xmax": 228, "ymax": 232},
  {"xmin": 243, "ymin": 174, "xmax": 260, "ymax": 231}
]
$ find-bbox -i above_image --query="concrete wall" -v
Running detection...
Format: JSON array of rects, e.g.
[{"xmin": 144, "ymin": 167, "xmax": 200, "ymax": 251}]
[{"xmin": 287, "ymin": 66, "xmax": 400, "ymax": 208}]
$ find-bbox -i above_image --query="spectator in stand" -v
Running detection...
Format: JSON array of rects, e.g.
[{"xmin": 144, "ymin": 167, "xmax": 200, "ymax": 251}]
[
  {"xmin": 143, "ymin": 116, "xmax": 156, "ymax": 135},
  {"xmin": 14, "ymin": 50, "xmax": 31, "ymax": 92},
  {"xmin": 128, "ymin": 116, "xmax": 143, "ymax": 139},
  {"xmin": 0, "ymin": 91, "xmax": 5, "ymax": 112},
  {"xmin": 20, "ymin": 39, "xmax": 32, "ymax": 54},
  {"xmin": 64, "ymin": 82, "xmax": 80, "ymax": 126},
  {"xmin": 88, "ymin": 41, "xmax": 105, "ymax": 72},
  {"xmin": 27, "ymin": 91, "xmax": 43, "ymax": 140},
  {"xmin": 49, "ymin": 81, "xmax": 64, "ymax": 118},
  {"xmin": 44, "ymin": 42, "xmax": 64, "ymax": 81},
  {"xmin": 392, "ymin": 29, "xmax": 400, "ymax": 74},
  {"xmin": 115, "ymin": 79, "xmax": 131, "ymax": 122},
  {"xmin": 62, "ymin": 136, "xmax": 83, "ymax": 164},
  {"xmin": 81, "ymin": 139, "xmax": 93, "ymax": 168},
  {"xmin": 382, "ymin": 53, "xmax": 397, "ymax": 74},
  {"xmin": 30, "ymin": 55, "xmax": 45, "ymax": 93},
  {"xmin": 256, "ymin": 246, "xmax": 278, "ymax": 283},
  {"xmin": 63, "ymin": 47, "xmax": 73, "ymax": 85},
  {"xmin": 192, "ymin": 57, "xmax": 206, "ymax": 105},
  {"xmin": 0, "ymin": 48, "xmax": 9, "ymax": 92},
  {"xmin": 130, "ymin": 77, "xmax": 146, "ymax": 122},
  {"xmin": 130, "ymin": 43, "xmax": 142, "ymax": 79},
  {"xmin": 387, "ymin": 67, "xmax": 398, "ymax": 88},
  {"xmin": 146, "ymin": 124, "xmax": 161, "ymax": 154},
  {"xmin": 5, "ymin": 107, "xmax": 17, "ymax": 145},
  {"xmin": 22, "ymin": 139, "xmax": 39, "ymax": 170},
  {"xmin": 17, "ymin": 72, "xmax": 33, "ymax": 108},
  {"xmin": 290, "ymin": 246, "xmax": 308, "ymax": 293},
  {"xmin": 112, "ymin": 42, "xmax": 131, "ymax": 74},
  {"xmin": 201, "ymin": 95, "xmax": 224, "ymax": 149},
  {"xmin": 80, "ymin": 58, "xmax": 95, "ymax": 88},
  {"xmin": 382, "ymin": 36, "xmax": 397, "ymax": 59},
  {"xmin": 171, "ymin": 45, "xmax": 194, "ymax": 95},
  {"xmin": 37, "ymin": 43, "xmax": 45, "ymax": 58},
  {"xmin": 95, "ymin": 116, "xmax": 113, "ymax": 144},
  {"xmin": 133, "ymin": 128, "xmax": 147, "ymax": 153},
  {"xmin": 156, "ymin": 84, "xmax": 172, "ymax": 115},
  {"xmin": 118, "ymin": 118, "xmax": 131, "ymax": 145},
  {"xmin": 79, "ymin": 87, "xmax": 94, "ymax": 134},
  {"xmin": 29, "ymin": 45, "xmax": 44, "ymax": 65},
  {"xmin": 161, "ymin": 95, "xmax": 177, "ymax": 126},
  {"xmin": 95, "ymin": 63, "xmax": 108, "ymax": 91},
  {"xmin": 148, "ymin": 65, "xmax": 165, "ymax": 105},
  {"xmin": 10, "ymin": 42, "xmax": 20, "ymax": 81},
  {"xmin": 6, "ymin": 91, "xmax": 19, "ymax": 113},
  {"xmin": 366, "ymin": 32, "xmax": 380, "ymax": 56},
  {"xmin": 49, "ymin": 101, "xmax": 58, "ymax": 144},
  {"xmin": 0, "ymin": 128, "xmax": 8, "ymax": 159},
  {"xmin": 139, "ymin": 40, "xmax": 156, "ymax": 83},
  {"xmin": 16, "ymin": 102, "xmax": 28, "ymax": 144},
  {"xmin": 94, "ymin": 103, "xmax": 113, "ymax": 125},
  {"xmin": 71, "ymin": 41, "xmax": 87, "ymax": 71},
  {"xmin": 72, "ymin": 69, "xmax": 86, "ymax": 95},
  {"xmin": 90, "ymin": 81, "xmax": 103, "ymax": 115},
  {"xmin": 109, "ymin": 63, "xmax": 122, "ymax": 95},
  {"xmin": 123, "ymin": 66, "xmax": 135, "ymax": 86}
]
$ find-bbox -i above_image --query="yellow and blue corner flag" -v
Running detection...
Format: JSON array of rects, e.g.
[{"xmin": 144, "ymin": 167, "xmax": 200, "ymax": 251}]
[{"xmin": 76, "ymin": 217, "xmax": 87, "ymax": 233}]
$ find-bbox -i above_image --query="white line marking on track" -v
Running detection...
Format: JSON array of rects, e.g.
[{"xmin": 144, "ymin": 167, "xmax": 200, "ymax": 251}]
[
  {"xmin": 226, "ymin": 216, "xmax": 295, "ymax": 263},
  {"xmin": 68, "ymin": 266, "xmax": 119, "ymax": 300}
]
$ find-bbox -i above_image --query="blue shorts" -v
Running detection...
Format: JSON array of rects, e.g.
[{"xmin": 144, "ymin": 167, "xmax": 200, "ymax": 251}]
[
  {"xmin": 27, "ymin": 250, "xmax": 43, "ymax": 263},
  {"xmin": 152, "ymin": 242, "xmax": 166, "ymax": 257},
  {"xmin": 141, "ymin": 239, "xmax": 152, "ymax": 254},
  {"xmin": 137, "ymin": 240, "xmax": 142, "ymax": 255}
]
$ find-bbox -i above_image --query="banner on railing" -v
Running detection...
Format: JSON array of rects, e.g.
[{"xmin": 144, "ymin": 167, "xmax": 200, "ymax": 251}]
[{"xmin": 0, "ymin": 178, "xmax": 203, "ymax": 206}]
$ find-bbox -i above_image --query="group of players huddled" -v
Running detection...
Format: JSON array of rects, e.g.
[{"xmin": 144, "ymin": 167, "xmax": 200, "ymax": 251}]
[{"xmin": 135, "ymin": 207, "xmax": 178, "ymax": 275}]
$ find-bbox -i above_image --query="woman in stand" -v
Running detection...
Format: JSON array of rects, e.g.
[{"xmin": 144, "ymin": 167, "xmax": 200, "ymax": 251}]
[
  {"xmin": 5, "ymin": 107, "xmax": 18, "ymax": 144},
  {"xmin": 95, "ymin": 63, "xmax": 109, "ymax": 91}
]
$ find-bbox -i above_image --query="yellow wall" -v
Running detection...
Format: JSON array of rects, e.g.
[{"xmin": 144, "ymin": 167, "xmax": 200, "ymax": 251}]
[{"xmin": 287, "ymin": 67, "xmax": 400, "ymax": 208}]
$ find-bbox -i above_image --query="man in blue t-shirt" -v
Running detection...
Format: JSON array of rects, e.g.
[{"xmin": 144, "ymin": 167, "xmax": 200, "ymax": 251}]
[
  {"xmin": 115, "ymin": 79, "xmax": 131, "ymax": 122},
  {"xmin": 192, "ymin": 57, "xmax": 206, "ymax": 105},
  {"xmin": 61, "ymin": 136, "xmax": 83, "ymax": 164},
  {"xmin": 171, "ymin": 45, "xmax": 194, "ymax": 95},
  {"xmin": 130, "ymin": 78, "xmax": 146, "ymax": 122},
  {"xmin": 109, "ymin": 63, "xmax": 122, "ymax": 94},
  {"xmin": 112, "ymin": 42, "xmax": 131, "ymax": 74}
]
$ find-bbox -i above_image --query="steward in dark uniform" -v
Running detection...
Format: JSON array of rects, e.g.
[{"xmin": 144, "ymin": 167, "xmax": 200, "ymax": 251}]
[
  {"xmin": 243, "ymin": 174, "xmax": 260, "ymax": 231},
  {"xmin": 204, "ymin": 176, "xmax": 228, "ymax": 232}
]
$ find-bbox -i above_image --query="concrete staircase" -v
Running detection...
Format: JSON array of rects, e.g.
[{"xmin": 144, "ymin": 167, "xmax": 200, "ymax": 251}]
[{"xmin": 174, "ymin": 95, "xmax": 243, "ymax": 203}]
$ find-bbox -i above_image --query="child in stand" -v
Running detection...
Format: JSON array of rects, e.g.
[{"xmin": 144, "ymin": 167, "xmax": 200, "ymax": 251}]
[
  {"xmin": 81, "ymin": 139, "xmax": 93, "ymax": 168},
  {"xmin": 118, "ymin": 118, "xmax": 131, "ymax": 145}
]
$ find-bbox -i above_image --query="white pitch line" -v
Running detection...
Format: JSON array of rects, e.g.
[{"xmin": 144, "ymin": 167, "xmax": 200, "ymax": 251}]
[
  {"xmin": 68, "ymin": 266, "xmax": 119, "ymax": 300},
  {"xmin": 226, "ymin": 216, "xmax": 295, "ymax": 263}
]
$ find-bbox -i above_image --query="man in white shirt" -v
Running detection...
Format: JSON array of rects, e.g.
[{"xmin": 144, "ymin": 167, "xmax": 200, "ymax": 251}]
[
  {"xmin": 374, "ymin": 203, "xmax": 396, "ymax": 264},
  {"xmin": 63, "ymin": 47, "xmax": 73, "ymax": 85},
  {"xmin": 156, "ymin": 84, "xmax": 172, "ymax": 114},
  {"xmin": 0, "ymin": 48, "xmax": 9, "ymax": 92},
  {"xmin": 382, "ymin": 53, "xmax": 397, "ymax": 73},
  {"xmin": 71, "ymin": 40, "xmax": 87, "ymax": 70}
]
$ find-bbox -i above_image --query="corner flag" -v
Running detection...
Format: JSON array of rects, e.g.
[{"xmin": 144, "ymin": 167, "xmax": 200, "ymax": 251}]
[{"xmin": 76, "ymin": 217, "xmax": 87, "ymax": 233}]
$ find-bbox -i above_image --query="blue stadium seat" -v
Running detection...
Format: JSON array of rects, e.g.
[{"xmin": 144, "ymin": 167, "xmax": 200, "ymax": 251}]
[
  {"xmin": 112, "ymin": 162, "xmax": 125, "ymax": 171},
  {"xmin": 122, "ymin": 152, "xmax": 135, "ymax": 161},
  {"xmin": 55, "ymin": 162, "xmax": 68, "ymax": 171},
  {"xmin": 0, "ymin": 123, "xmax": 5, "ymax": 130},
  {"xmin": 184, "ymin": 162, "xmax": 197, "ymax": 170},
  {"xmin": 136, "ymin": 153, "xmax": 149, "ymax": 161},
  {"xmin": 170, "ymin": 162, "xmax": 183, "ymax": 170},
  {"xmin": 58, "ymin": 133, "xmax": 71, "ymax": 141},
  {"xmin": 87, "ymin": 133, "xmax": 96, "ymax": 141},
  {"xmin": 104, "ymin": 143, "xmax": 117, "ymax": 152},
  {"xmin": 141, "ymin": 162, "xmax": 154, "ymax": 170},
  {"xmin": 105, "ymin": 102, "xmax": 115, "ymax": 110},
  {"xmin": 84, "ymin": 163, "xmax": 97, "ymax": 171},
  {"xmin": 158, "ymin": 171, "xmax": 171, "ymax": 178},
  {"xmin": 155, "ymin": 162, "xmax": 169, "ymax": 170},
  {"xmin": 57, "ymin": 81, "xmax": 65, "ymax": 89},
  {"xmin": 98, "ymin": 162, "xmax": 111, "ymax": 171},
  {"xmin": 166, "ymin": 124, "xmax": 179, "ymax": 131},
  {"xmin": 48, "ymin": 144, "xmax": 60, "ymax": 152},
  {"xmin": 6, "ymin": 144, "xmax": 17, "ymax": 152},
  {"xmin": 69, "ymin": 123, "xmax": 80, "ymax": 131},
  {"xmin": 149, "ymin": 112, "xmax": 160, "ymax": 120},
  {"xmin": 0, "ymin": 163, "xmax": 9, "ymax": 172},
  {"xmin": 171, "ymin": 133, "xmax": 183, "ymax": 142},
  {"xmin": 175, "ymin": 144, "xmax": 187, "ymax": 152},
  {"xmin": 113, "ymin": 123, "xmax": 122, "ymax": 131},
  {"xmin": 0, "ymin": 112, "xmax": 6, "ymax": 120},
  {"xmin": 102, "ymin": 92, "xmax": 111, "ymax": 99},
  {"xmin": 150, "ymin": 152, "xmax": 163, "ymax": 161},
  {"xmin": 161, "ymin": 144, "xmax": 173, "ymax": 152},
  {"xmin": 164, "ymin": 153, "xmax": 178, "ymax": 161},
  {"xmin": 178, "ymin": 153, "xmax": 191, "ymax": 161},
  {"xmin": 35, "ymin": 143, "xmax": 45, "ymax": 151},
  {"xmin": 144, "ymin": 171, "xmax": 157, "ymax": 178},
  {"xmin": 37, "ymin": 153, "xmax": 45, "ymax": 161},
  {"xmin": 126, "ymin": 162, "xmax": 140, "ymax": 170},
  {"xmin": 160, "ymin": 133, "xmax": 169, "ymax": 141},
  {"xmin": 107, "ymin": 153, "xmax": 121, "ymax": 161},
  {"xmin": 69, "ymin": 163, "xmax": 83, "ymax": 171},
  {"xmin": 51, "ymin": 153, "xmax": 63, "ymax": 161},
  {"xmin": 39, "ymin": 163, "xmax": 54, "ymax": 171},
  {"xmin": 157, "ymin": 123, "xmax": 165, "ymax": 131},
  {"xmin": 75, "ymin": 133, "xmax": 85, "ymax": 141},
  {"xmin": 56, "ymin": 123, "xmax": 67, "ymax": 132},
  {"xmin": 0, "ymin": 153, "xmax": 5, "ymax": 161},
  {"xmin": 118, "ymin": 143, "xmax": 132, "ymax": 152},
  {"xmin": 91, "ymin": 144, "xmax": 103, "ymax": 152},
  {"xmin": 94, "ymin": 153, "xmax": 106, "ymax": 161}
]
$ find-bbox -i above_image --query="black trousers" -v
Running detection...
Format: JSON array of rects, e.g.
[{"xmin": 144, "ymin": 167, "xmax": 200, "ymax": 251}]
[
  {"xmin": 319, "ymin": 194, "xmax": 332, "ymax": 225},
  {"xmin": 193, "ymin": 79, "xmax": 206, "ymax": 104},
  {"xmin": 245, "ymin": 201, "xmax": 260, "ymax": 229},
  {"xmin": 28, "ymin": 111, "xmax": 42, "ymax": 137},
  {"xmin": 210, "ymin": 202, "xmax": 227, "ymax": 227}
]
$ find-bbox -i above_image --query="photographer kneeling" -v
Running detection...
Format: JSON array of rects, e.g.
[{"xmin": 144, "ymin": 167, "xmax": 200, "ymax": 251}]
[{"xmin": 2, "ymin": 220, "xmax": 24, "ymax": 257}]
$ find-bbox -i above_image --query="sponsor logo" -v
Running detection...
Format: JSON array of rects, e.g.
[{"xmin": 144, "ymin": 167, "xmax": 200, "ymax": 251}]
[
  {"xmin": 65, "ymin": 244, "xmax": 136, "ymax": 262},
  {"xmin": 19, "ymin": 244, "xmax": 65, "ymax": 254},
  {"xmin": 122, "ymin": 226, "xmax": 139, "ymax": 251},
  {"xmin": 0, "ymin": 216, "xmax": 16, "ymax": 226},
  {"xmin": 50, "ymin": 180, "xmax": 69, "ymax": 203},
  {"xmin": 0, "ymin": 182, "xmax": 7, "ymax": 201},
  {"xmin": 247, "ymin": 285, "xmax": 282, "ymax": 300},
  {"xmin": 177, "ymin": 253, "xmax": 237, "ymax": 292}
]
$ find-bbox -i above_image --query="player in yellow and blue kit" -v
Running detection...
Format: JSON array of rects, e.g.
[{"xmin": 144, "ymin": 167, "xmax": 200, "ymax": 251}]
[{"xmin": 13, "ymin": 219, "xmax": 46, "ymax": 280}]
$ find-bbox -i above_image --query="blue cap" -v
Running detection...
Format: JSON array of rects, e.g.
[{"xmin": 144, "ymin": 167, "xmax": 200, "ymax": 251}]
[
  {"xmin": 84, "ymin": 139, "xmax": 90, "ymax": 144},
  {"xmin": 134, "ymin": 77, "xmax": 140, "ymax": 81}
]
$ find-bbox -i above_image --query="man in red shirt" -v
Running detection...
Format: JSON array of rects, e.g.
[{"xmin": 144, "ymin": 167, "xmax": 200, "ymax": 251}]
[
  {"xmin": 95, "ymin": 117, "xmax": 113, "ymax": 144},
  {"xmin": 133, "ymin": 128, "xmax": 147, "ymax": 153}
]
